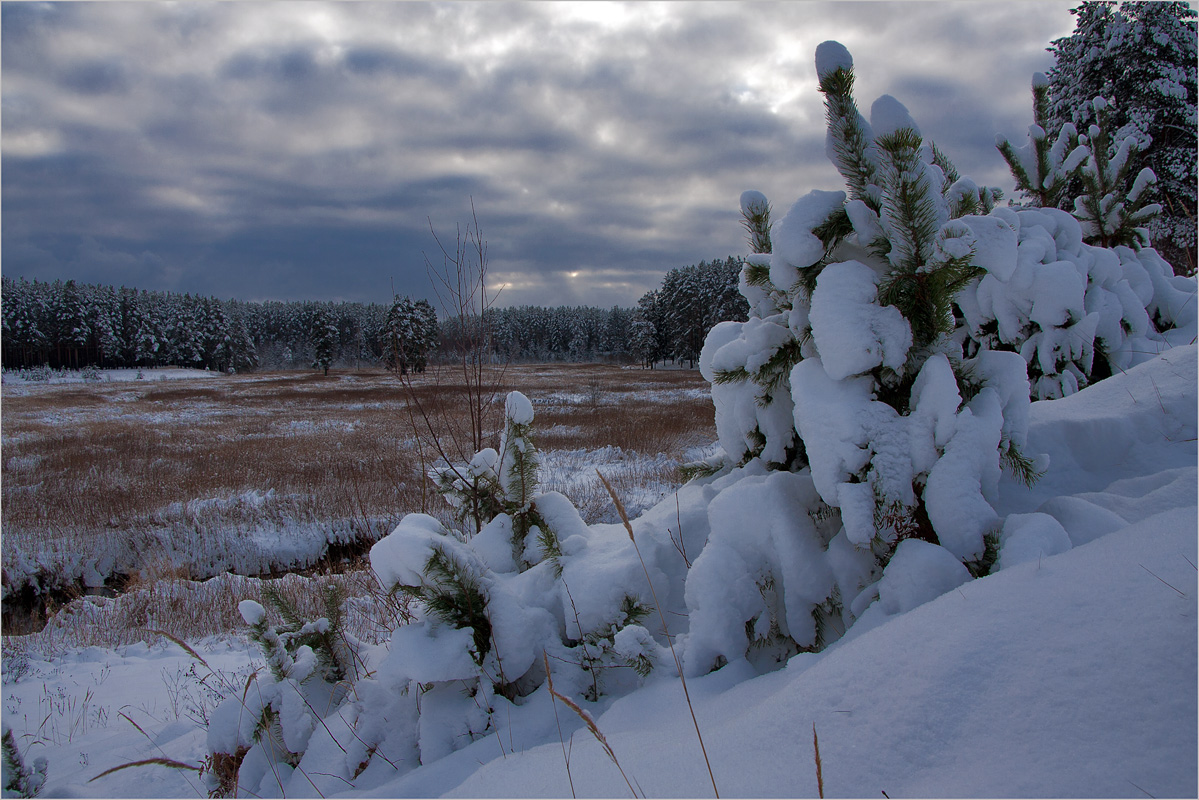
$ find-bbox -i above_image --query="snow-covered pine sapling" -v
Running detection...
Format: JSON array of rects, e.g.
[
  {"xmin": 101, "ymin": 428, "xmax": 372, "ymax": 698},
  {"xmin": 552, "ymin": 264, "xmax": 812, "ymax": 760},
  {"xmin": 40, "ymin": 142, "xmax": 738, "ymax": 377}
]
[
  {"xmin": 741, "ymin": 190, "xmax": 773, "ymax": 256},
  {"xmin": 690, "ymin": 40, "xmax": 1048, "ymax": 673},
  {"xmin": 203, "ymin": 590, "xmax": 364, "ymax": 797},
  {"xmin": 429, "ymin": 391, "xmax": 558, "ymax": 568},
  {"xmin": 429, "ymin": 449, "xmax": 504, "ymax": 535},
  {"xmin": 571, "ymin": 594, "xmax": 654, "ymax": 701},
  {"xmin": 2, "ymin": 726, "xmax": 47, "ymax": 799},
  {"xmin": 494, "ymin": 391, "xmax": 553, "ymax": 569},
  {"xmin": 1072, "ymin": 96, "xmax": 1162, "ymax": 250},
  {"xmin": 258, "ymin": 583, "xmax": 360, "ymax": 685},
  {"xmin": 996, "ymin": 73, "xmax": 1089, "ymax": 210},
  {"xmin": 700, "ymin": 192, "xmax": 809, "ymax": 471},
  {"xmin": 396, "ymin": 542, "xmax": 493, "ymax": 666},
  {"xmin": 980, "ymin": 79, "xmax": 1195, "ymax": 399},
  {"xmin": 817, "ymin": 40, "xmax": 881, "ymax": 212}
]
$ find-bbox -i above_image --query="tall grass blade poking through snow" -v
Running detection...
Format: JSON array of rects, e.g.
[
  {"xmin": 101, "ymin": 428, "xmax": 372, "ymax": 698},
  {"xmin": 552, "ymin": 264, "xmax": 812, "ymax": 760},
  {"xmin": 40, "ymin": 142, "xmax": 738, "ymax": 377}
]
[
  {"xmin": 597, "ymin": 470, "xmax": 720, "ymax": 798},
  {"xmin": 544, "ymin": 651, "xmax": 637, "ymax": 798},
  {"xmin": 812, "ymin": 722, "xmax": 824, "ymax": 799}
]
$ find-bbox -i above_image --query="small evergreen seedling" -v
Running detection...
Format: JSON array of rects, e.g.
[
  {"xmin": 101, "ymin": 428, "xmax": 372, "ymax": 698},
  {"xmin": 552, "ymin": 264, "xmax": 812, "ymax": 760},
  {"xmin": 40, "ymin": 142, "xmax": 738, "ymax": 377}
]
[{"xmin": 2, "ymin": 728, "xmax": 47, "ymax": 799}]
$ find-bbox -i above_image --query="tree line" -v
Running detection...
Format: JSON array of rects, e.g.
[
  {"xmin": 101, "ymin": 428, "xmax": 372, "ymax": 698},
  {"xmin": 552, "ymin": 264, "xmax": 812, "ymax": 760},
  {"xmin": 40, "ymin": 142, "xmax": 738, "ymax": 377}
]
[{"xmin": 1, "ymin": 258, "xmax": 748, "ymax": 372}]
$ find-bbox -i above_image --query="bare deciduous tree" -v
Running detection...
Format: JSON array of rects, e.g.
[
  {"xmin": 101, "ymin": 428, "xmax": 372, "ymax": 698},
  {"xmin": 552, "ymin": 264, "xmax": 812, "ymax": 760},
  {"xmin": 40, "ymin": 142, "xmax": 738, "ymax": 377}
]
[{"xmin": 396, "ymin": 200, "xmax": 510, "ymax": 531}]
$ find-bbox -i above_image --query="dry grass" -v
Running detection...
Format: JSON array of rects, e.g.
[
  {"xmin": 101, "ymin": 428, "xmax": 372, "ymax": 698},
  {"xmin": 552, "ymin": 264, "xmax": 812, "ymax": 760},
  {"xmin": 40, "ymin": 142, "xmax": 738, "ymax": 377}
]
[
  {"xmin": 6, "ymin": 567, "xmax": 407, "ymax": 655},
  {"xmin": 2, "ymin": 363, "xmax": 715, "ymax": 644}
]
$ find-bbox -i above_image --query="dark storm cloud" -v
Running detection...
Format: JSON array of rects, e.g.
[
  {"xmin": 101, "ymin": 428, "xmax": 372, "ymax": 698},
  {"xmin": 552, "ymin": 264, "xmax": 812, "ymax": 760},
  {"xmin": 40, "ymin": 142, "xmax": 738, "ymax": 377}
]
[{"xmin": 1, "ymin": 1, "xmax": 1079, "ymax": 308}]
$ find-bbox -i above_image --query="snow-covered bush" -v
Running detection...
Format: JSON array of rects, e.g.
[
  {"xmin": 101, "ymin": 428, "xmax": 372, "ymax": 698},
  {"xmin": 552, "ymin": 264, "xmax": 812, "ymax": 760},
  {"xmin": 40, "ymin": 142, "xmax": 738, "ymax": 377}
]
[
  {"xmin": 687, "ymin": 39, "xmax": 1195, "ymax": 674},
  {"xmin": 691, "ymin": 40, "xmax": 1043, "ymax": 673},
  {"xmin": 992, "ymin": 76, "xmax": 1197, "ymax": 397},
  {"xmin": 370, "ymin": 391, "xmax": 679, "ymax": 763},
  {"xmin": 208, "ymin": 391, "xmax": 693, "ymax": 791},
  {"xmin": 204, "ymin": 585, "xmax": 368, "ymax": 797}
]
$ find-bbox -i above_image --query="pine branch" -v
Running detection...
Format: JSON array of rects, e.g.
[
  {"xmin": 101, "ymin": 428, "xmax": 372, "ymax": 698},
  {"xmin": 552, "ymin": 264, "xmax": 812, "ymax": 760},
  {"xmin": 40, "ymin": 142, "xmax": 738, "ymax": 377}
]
[
  {"xmin": 878, "ymin": 256, "xmax": 984, "ymax": 350},
  {"xmin": 711, "ymin": 366, "xmax": 751, "ymax": 385},
  {"xmin": 421, "ymin": 544, "xmax": 493, "ymax": 664},
  {"xmin": 877, "ymin": 128, "xmax": 941, "ymax": 272},
  {"xmin": 740, "ymin": 194, "xmax": 773, "ymax": 254},
  {"xmin": 742, "ymin": 260, "xmax": 773, "ymax": 290},
  {"xmin": 819, "ymin": 66, "xmax": 881, "ymax": 209},
  {"xmin": 752, "ymin": 339, "xmax": 805, "ymax": 393},
  {"xmin": 929, "ymin": 141, "xmax": 961, "ymax": 191},
  {"xmin": 1000, "ymin": 441, "xmax": 1044, "ymax": 488}
]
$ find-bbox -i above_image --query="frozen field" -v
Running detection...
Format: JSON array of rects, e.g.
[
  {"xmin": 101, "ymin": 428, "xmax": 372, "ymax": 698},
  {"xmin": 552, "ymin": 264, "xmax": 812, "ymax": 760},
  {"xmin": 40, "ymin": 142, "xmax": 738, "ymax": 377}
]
[{"xmin": 1, "ymin": 363, "xmax": 715, "ymax": 635}]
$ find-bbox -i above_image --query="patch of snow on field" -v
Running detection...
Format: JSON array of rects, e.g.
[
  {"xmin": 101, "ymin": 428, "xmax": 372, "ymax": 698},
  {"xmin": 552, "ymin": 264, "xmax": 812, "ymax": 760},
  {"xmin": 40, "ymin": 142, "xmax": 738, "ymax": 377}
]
[{"xmin": 2, "ymin": 367, "xmax": 219, "ymax": 387}]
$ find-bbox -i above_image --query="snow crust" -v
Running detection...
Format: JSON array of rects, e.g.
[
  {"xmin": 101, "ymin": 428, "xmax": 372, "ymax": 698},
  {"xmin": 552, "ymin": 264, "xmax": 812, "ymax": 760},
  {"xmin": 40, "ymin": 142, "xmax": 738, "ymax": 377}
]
[
  {"xmin": 807, "ymin": 259, "xmax": 911, "ymax": 379},
  {"xmin": 504, "ymin": 390, "xmax": 535, "ymax": 426},
  {"xmin": 771, "ymin": 189, "xmax": 846, "ymax": 278},
  {"xmin": 874, "ymin": 538, "xmax": 970, "ymax": 615},
  {"xmin": 739, "ymin": 190, "xmax": 769, "ymax": 217}
]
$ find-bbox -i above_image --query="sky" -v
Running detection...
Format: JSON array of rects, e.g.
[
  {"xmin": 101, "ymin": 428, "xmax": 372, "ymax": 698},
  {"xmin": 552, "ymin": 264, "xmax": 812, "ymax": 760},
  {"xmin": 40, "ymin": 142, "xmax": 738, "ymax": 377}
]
[{"xmin": 1, "ymin": 1, "xmax": 1081, "ymax": 310}]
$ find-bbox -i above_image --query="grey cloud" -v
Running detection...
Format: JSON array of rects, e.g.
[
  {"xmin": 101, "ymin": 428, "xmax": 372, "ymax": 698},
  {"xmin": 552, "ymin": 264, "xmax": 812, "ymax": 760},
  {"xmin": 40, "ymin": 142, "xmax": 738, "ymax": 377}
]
[
  {"xmin": 60, "ymin": 59, "xmax": 130, "ymax": 95},
  {"xmin": 2, "ymin": 1, "xmax": 1080, "ymax": 309}
]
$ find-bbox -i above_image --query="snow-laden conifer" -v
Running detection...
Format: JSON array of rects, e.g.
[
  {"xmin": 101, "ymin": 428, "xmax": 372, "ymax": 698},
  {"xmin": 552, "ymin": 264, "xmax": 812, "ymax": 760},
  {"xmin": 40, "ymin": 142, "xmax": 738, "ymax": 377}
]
[
  {"xmin": 690, "ymin": 41, "xmax": 1050, "ymax": 673},
  {"xmin": 997, "ymin": 73, "xmax": 1088, "ymax": 211},
  {"xmin": 989, "ymin": 78, "xmax": 1197, "ymax": 398},
  {"xmin": 205, "ymin": 587, "xmax": 365, "ymax": 796},
  {"xmin": 1047, "ymin": 1, "xmax": 1197, "ymax": 274}
]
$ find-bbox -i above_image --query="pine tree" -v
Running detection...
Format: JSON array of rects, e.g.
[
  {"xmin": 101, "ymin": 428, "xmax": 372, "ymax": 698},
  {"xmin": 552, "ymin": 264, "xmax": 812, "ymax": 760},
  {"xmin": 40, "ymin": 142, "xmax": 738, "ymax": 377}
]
[
  {"xmin": 996, "ymin": 74, "xmax": 1089, "ymax": 210},
  {"xmin": 1047, "ymin": 1, "xmax": 1197, "ymax": 273},
  {"xmin": 1071, "ymin": 96, "xmax": 1162, "ymax": 249},
  {"xmin": 310, "ymin": 308, "xmax": 338, "ymax": 376},
  {"xmin": 631, "ymin": 290, "xmax": 667, "ymax": 367}
]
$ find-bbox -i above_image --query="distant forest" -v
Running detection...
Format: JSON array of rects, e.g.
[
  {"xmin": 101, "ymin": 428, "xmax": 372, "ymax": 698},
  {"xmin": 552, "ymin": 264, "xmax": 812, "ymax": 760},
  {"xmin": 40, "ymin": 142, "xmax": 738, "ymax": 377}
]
[{"xmin": 0, "ymin": 256, "xmax": 747, "ymax": 371}]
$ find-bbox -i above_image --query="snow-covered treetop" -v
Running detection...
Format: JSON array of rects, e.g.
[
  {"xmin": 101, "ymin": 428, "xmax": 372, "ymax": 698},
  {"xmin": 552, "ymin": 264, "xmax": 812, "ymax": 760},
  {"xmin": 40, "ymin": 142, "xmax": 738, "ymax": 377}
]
[
  {"xmin": 870, "ymin": 94, "xmax": 920, "ymax": 139},
  {"xmin": 740, "ymin": 190, "xmax": 769, "ymax": 217},
  {"xmin": 814, "ymin": 40, "xmax": 853, "ymax": 80}
]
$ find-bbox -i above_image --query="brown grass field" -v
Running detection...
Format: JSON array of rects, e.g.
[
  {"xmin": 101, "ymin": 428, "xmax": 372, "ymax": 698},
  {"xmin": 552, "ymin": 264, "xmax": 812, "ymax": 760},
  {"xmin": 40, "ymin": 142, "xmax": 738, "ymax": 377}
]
[{"xmin": 1, "ymin": 363, "xmax": 716, "ymax": 647}]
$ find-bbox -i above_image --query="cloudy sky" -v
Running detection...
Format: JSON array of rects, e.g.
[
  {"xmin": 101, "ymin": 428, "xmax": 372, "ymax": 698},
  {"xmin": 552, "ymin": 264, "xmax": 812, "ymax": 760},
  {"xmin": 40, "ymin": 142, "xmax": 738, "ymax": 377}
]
[{"xmin": 2, "ymin": 1, "xmax": 1080, "ymax": 310}]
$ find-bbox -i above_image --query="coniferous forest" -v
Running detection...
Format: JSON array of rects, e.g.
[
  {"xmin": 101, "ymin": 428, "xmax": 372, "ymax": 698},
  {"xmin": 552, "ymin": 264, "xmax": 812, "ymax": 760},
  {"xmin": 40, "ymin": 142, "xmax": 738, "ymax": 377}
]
[{"xmin": 0, "ymin": 256, "xmax": 747, "ymax": 372}]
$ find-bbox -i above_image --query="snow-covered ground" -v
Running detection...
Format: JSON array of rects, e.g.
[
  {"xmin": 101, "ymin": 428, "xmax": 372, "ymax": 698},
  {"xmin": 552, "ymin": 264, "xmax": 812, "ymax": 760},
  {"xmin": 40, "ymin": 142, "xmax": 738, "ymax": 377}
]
[{"xmin": 4, "ymin": 345, "xmax": 1193, "ymax": 798}]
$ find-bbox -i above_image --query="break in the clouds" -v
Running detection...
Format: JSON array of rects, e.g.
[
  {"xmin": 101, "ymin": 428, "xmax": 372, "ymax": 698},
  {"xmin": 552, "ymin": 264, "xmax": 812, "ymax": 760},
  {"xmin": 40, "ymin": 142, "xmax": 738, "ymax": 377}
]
[{"xmin": 1, "ymin": 1, "xmax": 1077, "ymax": 309}]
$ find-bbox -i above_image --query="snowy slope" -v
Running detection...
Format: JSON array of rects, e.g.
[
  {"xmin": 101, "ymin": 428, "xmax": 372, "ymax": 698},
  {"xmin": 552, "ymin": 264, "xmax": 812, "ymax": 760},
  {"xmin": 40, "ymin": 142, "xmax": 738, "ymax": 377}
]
[
  {"xmin": 354, "ymin": 345, "xmax": 1197, "ymax": 799},
  {"xmin": 9, "ymin": 346, "xmax": 1196, "ymax": 799},
  {"xmin": 432, "ymin": 507, "xmax": 1195, "ymax": 798}
]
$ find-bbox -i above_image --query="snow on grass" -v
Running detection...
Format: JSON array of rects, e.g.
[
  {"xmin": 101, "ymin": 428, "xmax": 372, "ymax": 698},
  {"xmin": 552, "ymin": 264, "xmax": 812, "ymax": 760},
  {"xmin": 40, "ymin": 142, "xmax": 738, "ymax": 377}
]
[{"xmin": 1, "ymin": 366, "xmax": 219, "ymax": 389}]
